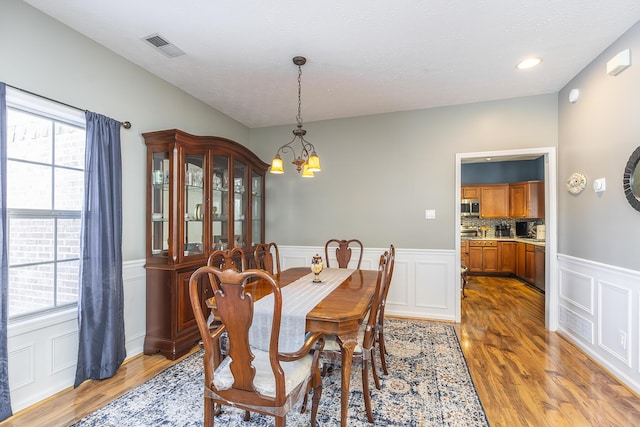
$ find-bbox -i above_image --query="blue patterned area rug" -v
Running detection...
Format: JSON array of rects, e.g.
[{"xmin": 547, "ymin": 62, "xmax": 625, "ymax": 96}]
[{"xmin": 72, "ymin": 319, "xmax": 489, "ymax": 426}]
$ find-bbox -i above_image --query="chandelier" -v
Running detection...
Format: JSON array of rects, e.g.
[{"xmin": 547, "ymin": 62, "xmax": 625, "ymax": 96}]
[{"xmin": 270, "ymin": 56, "xmax": 321, "ymax": 178}]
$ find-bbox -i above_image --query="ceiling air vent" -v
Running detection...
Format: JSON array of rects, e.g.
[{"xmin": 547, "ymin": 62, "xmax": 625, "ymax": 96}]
[{"xmin": 143, "ymin": 33, "xmax": 185, "ymax": 58}]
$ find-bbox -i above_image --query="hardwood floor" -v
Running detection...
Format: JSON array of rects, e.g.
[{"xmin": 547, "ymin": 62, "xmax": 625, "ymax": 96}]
[
  {"xmin": 3, "ymin": 275, "xmax": 640, "ymax": 426},
  {"xmin": 457, "ymin": 275, "xmax": 640, "ymax": 427}
]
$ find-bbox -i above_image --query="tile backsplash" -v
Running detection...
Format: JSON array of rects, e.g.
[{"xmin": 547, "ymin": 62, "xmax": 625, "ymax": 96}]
[{"xmin": 461, "ymin": 217, "xmax": 545, "ymax": 238}]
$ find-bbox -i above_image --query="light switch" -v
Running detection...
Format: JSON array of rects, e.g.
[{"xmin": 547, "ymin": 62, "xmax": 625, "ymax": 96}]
[
  {"xmin": 593, "ymin": 178, "xmax": 606, "ymax": 192},
  {"xmin": 425, "ymin": 209, "xmax": 436, "ymax": 219}
]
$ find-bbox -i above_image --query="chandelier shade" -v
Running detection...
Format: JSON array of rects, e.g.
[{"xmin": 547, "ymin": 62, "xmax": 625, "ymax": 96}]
[{"xmin": 270, "ymin": 56, "xmax": 322, "ymax": 177}]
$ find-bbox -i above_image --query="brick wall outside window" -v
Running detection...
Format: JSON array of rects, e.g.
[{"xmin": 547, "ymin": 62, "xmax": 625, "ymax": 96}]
[{"xmin": 7, "ymin": 109, "xmax": 85, "ymax": 319}]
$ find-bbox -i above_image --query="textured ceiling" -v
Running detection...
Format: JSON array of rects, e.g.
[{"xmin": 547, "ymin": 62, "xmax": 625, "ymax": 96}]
[{"xmin": 22, "ymin": 0, "xmax": 640, "ymax": 128}]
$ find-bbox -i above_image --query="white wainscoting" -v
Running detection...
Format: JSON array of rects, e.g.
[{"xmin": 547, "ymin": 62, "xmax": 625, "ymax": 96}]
[
  {"xmin": 6, "ymin": 259, "xmax": 147, "ymax": 413},
  {"xmin": 6, "ymin": 248, "xmax": 456, "ymax": 413},
  {"xmin": 557, "ymin": 254, "xmax": 640, "ymax": 395},
  {"xmin": 279, "ymin": 245, "xmax": 459, "ymax": 322}
]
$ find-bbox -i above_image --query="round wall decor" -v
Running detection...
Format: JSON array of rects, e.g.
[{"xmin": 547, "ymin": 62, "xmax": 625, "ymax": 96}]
[
  {"xmin": 566, "ymin": 172, "xmax": 587, "ymax": 194},
  {"xmin": 623, "ymin": 146, "xmax": 640, "ymax": 212}
]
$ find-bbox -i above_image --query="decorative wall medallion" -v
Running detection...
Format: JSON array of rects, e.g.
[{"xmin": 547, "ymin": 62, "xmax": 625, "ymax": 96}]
[{"xmin": 566, "ymin": 172, "xmax": 587, "ymax": 194}]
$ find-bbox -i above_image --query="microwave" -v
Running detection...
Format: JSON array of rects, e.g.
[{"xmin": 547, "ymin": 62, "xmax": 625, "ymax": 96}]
[{"xmin": 461, "ymin": 199, "xmax": 480, "ymax": 217}]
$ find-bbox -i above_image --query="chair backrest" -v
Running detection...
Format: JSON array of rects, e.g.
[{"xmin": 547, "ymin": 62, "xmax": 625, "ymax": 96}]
[
  {"xmin": 189, "ymin": 266, "xmax": 286, "ymax": 406},
  {"xmin": 324, "ymin": 238, "xmax": 363, "ymax": 269},
  {"xmin": 377, "ymin": 244, "xmax": 395, "ymax": 326},
  {"xmin": 207, "ymin": 248, "xmax": 247, "ymax": 271},
  {"xmin": 361, "ymin": 252, "xmax": 388, "ymax": 350},
  {"xmin": 253, "ymin": 242, "xmax": 281, "ymax": 275}
]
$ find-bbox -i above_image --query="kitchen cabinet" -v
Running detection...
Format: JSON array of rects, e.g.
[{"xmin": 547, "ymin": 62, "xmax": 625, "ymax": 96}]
[
  {"xmin": 516, "ymin": 242, "xmax": 526, "ymax": 277},
  {"xmin": 524, "ymin": 244, "xmax": 535, "ymax": 283},
  {"xmin": 462, "ymin": 185, "xmax": 481, "ymax": 199},
  {"xmin": 498, "ymin": 241, "xmax": 516, "ymax": 273},
  {"xmin": 509, "ymin": 181, "xmax": 544, "ymax": 219},
  {"xmin": 469, "ymin": 240, "xmax": 498, "ymax": 273},
  {"xmin": 480, "ymin": 184, "xmax": 509, "ymax": 218},
  {"xmin": 143, "ymin": 129, "xmax": 269, "ymax": 359},
  {"xmin": 534, "ymin": 246, "xmax": 545, "ymax": 291}
]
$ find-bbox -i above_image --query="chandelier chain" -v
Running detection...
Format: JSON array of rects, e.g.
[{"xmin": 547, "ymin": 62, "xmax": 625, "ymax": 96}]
[{"xmin": 296, "ymin": 63, "xmax": 303, "ymax": 127}]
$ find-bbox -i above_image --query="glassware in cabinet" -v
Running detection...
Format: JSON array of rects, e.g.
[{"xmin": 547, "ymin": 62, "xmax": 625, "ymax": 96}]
[
  {"xmin": 250, "ymin": 172, "xmax": 263, "ymax": 246},
  {"xmin": 151, "ymin": 151, "xmax": 169, "ymax": 256},
  {"xmin": 183, "ymin": 153, "xmax": 204, "ymax": 257},
  {"xmin": 233, "ymin": 160, "xmax": 248, "ymax": 249}
]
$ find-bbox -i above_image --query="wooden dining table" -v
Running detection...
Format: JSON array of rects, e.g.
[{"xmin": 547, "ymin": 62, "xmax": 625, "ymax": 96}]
[{"xmin": 248, "ymin": 266, "xmax": 379, "ymax": 427}]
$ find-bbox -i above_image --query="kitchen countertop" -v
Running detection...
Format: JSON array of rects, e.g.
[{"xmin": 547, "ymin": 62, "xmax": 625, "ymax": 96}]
[{"xmin": 461, "ymin": 236, "xmax": 546, "ymax": 247}]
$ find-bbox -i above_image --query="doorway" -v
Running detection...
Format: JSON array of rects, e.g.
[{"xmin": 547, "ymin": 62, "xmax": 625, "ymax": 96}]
[{"xmin": 455, "ymin": 147, "xmax": 558, "ymax": 331}]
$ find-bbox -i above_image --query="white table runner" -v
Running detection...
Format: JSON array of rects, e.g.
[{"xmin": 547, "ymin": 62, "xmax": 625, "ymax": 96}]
[{"xmin": 249, "ymin": 268, "xmax": 354, "ymax": 353}]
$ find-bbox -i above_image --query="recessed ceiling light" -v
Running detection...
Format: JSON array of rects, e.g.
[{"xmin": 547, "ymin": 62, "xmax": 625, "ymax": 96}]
[{"xmin": 517, "ymin": 57, "xmax": 543, "ymax": 70}]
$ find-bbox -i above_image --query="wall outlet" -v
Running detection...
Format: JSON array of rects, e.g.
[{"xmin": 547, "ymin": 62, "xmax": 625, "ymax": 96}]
[{"xmin": 425, "ymin": 209, "xmax": 436, "ymax": 220}]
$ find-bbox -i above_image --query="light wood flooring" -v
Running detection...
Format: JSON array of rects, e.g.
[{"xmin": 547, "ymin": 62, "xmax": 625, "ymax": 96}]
[
  {"xmin": 3, "ymin": 276, "xmax": 640, "ymax": 426},
  {"xmin": 457, "ymin": 275, "xmax": 640, "ymax": 427}
]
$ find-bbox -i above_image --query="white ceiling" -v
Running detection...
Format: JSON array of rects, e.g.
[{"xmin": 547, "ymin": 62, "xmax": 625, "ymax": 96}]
[{"xmin": 23, "ymin": 0, "xmax": 640, "ymax": 129}]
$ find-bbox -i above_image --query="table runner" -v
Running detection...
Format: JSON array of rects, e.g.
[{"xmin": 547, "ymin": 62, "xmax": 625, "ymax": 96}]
[{"xmin": 249, "ymin": 268, "xmax": 354, "ymax": 353}]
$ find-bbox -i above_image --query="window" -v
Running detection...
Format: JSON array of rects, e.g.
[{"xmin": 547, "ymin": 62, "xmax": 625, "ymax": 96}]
[{"xmin": 5, "ymin": 89, "xmax": 86, "ymax": 319}]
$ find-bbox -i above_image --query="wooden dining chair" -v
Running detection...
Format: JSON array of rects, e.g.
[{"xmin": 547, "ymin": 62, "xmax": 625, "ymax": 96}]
[
  {"xmin": 320, "ymin": 252, "xmax": 388, "ymax": 423},
  {"xmin": 324, "ymin": 238, "xmax": 363, "ymax": 269},
  {"xmin": 189, "ymin": 266, "xmax": 325, "ymax": 427},
  {"xmin": 376, "ymin": 244, "xmax": 396, "ymax": 375},
  {"xmin": 254, "ymin": 242, "xmax": 281, "ymax": 275}
]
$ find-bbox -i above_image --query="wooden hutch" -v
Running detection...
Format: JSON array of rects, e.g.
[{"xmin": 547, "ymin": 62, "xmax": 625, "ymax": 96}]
[{"xmin": 143, "ymin": 129, "xmax": 269, "ymax": 359}]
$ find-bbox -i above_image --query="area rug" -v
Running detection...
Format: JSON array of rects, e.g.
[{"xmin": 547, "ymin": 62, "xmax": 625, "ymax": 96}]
[{"xmin": 72, "ymin": 319, "xmax": 489, "ymax": 426}]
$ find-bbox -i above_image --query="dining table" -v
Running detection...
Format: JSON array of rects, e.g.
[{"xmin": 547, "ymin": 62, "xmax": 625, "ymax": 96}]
[{"xmin": 242, "ymin": 266, "xmax": 379, "ymax": 427}]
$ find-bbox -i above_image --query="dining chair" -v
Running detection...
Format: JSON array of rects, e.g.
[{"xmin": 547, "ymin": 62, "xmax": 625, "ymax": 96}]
[
  {"xmin": 254, "ymin": 242, "xmax": 281, "ymax": 275},
  {"xmin": 376, "ymin": 244, "xmax": 396, "ymax": 375},
  {"xmin": 189, "ymin": 266, "xmax": 325, "ymax": 427},
  {"xmin": 324, "ymin": 238, "xmax": 363, "ymax": 269},
  {"xmin": 320, "ymin": 252, "xmax": 388, "ymax": 423}
]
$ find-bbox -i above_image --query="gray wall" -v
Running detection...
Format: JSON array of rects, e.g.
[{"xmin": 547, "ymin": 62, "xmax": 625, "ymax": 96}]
[
  {"xmin": 558, "ymin": 21, "xmax": 640, "ymax": 271},
  {"xmin": 250, "ymin": 95, "xmax": 558, "ymax": 249},
  {"xmin": 1, "ymin": 0, "xmax": 249, "ymax": 261}
]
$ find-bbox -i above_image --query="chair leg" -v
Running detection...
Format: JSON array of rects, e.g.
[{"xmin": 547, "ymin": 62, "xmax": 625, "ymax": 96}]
[
  {"xmin": 275, "ymin": 415, "xmax": 285, "ymax": 427},
  {"xmin": 204, "ymin": 396, "xmax": 214, "ymax": 427},
  {"xmin": 362, "ymin": 358, "xmax": 374, "ymax": 423},
  {"xmin": 311, "ymin": 362, "xmax": 322, "ymax": 426},
  {"xmin": 370, "ymin": 349, "xmax": 381, "ymax": 390},
  {"xmin": 243, "ymin": 411, "xmax": 250, "ymax": 421},
  {"xmin": 378, "ymin": 328, "xmax": 389, "ymax": 375}
]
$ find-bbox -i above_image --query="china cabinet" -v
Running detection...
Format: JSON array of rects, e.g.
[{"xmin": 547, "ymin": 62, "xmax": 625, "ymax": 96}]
[{"xmin": 143, "ymin": 129, "xmax": 269, "ymax": 359}]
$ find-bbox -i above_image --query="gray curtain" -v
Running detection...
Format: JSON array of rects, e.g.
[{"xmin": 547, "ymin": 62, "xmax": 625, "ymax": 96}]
[
  {"xmin": 0, "ymin": 83, "xmax": 13, "ymax": 421},
  {"xmin": 74, "ymin": 111, "xmax": 125, "ymax": 387}
]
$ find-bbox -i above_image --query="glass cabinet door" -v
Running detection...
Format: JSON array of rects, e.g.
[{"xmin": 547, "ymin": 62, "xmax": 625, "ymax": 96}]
[
  {"xmin": 233, "ymin": 160, "xmax": 248, "ymax": 249},
  {"xmin": 249, "ymin": 171, "xmax": 263, "ymax": 246},
  {"xmin": 184, "ymin": 153, "xmax": 204, "ymax": 257},
  {"xmin": 211, "ymin": 155, "xmax": 229, "ymax": 250},
  {"xmin": 151, "ymin": 151, "xmax": 169, "ymax": 257}
]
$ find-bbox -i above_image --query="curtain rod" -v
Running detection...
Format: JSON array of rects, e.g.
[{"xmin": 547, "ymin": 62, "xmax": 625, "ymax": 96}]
[{"xmin": 6, "ymin": 84, "xmax": 131, "ymax": 129}]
